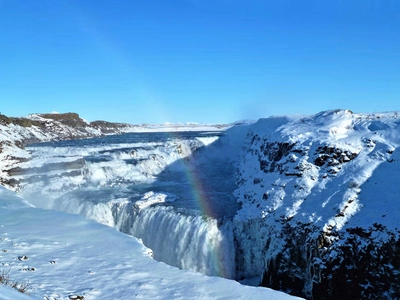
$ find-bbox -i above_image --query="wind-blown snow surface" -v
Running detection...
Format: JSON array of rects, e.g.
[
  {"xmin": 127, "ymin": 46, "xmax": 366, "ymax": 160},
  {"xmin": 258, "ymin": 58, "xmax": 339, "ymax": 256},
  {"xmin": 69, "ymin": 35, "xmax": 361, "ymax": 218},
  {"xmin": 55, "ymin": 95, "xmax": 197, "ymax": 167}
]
[
  {"xmin": 0, "ymin": 286, "xmax": 32, "ymax": 300},
  {"xmin": 0, "ymin": 186, "xmax": 298, "ymax": 300}
]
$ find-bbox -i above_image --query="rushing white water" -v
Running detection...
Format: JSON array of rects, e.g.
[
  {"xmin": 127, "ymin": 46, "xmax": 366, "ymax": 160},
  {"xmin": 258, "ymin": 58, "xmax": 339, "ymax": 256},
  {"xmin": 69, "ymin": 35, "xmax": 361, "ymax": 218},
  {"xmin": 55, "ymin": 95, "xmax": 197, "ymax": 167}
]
[
  {"xmin": 126, "ymin": 206, "xmax": 236, "ymax": 279},
  {"xmin": 18, "ymin": 131, "xmax": 240, "ymax": 279},
  {"xmin": 52, "ymin": 193, "xmax": 236, "ymax": 279}
]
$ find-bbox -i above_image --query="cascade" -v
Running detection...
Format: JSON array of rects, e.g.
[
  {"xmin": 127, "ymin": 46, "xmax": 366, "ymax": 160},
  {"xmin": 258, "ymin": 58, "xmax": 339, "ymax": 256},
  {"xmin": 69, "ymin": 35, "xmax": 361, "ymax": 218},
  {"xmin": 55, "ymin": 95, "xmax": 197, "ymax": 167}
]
[
  {"xmin": 52, "ymin": 192, "xmax": 236, "ymax": 279},
  {"xmin": 125, "ymin": 206, "xmax": 235, "ymax": 279},
  {"xmin": 19, "ymin": 131, "xmax": 241, "ymax": 281}
]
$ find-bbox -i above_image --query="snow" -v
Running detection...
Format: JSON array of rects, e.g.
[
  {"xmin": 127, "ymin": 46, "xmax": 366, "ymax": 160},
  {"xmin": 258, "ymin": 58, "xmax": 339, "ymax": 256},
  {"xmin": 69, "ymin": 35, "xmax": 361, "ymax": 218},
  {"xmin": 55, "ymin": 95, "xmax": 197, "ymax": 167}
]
[
  {"xmin": 124, "ymin": 124, "xmax": 230, "ymax": 133},
  {"xmin": 195, "ymin": 136, "xmax": 220, "ymax": 146},
  {"xmin": 229, "ymin": 110, "xmax": 400, "ymax": 293},
  {"xmin": 0, "ymin": 186, "xmax": 300, "ymax": 300},
  {"xmin": 234, "ymin": 109, "xmax": 400, "ymax": 232},
  {"xmin": 134, "ymin": 191, "xmax": 177, "ymax": 209},
  {"xmin": 3, "ymin": 109, "xmax": 400, "ymax": 298},
  {"xmin": 0, "ymin": 285, "xmax": 32, "ymax": 300}
]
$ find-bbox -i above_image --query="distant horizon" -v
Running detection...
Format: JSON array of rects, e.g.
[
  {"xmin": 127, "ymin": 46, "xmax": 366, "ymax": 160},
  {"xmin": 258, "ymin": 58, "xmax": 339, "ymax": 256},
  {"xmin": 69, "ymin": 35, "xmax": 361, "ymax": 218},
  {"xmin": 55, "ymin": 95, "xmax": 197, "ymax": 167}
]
[
  {"xmin": 3, "ymin": 108, "xmax": 400, "ymax": 126},
  {"xmin": 1, "ymin": 1, "xmax": 399, "ymax": 124}
]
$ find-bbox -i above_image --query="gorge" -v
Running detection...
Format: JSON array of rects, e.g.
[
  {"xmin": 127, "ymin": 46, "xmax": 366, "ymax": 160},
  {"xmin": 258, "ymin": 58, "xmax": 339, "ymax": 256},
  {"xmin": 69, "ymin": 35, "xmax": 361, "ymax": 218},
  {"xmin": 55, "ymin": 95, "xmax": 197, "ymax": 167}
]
[{"xmin": 1, "ymin": 110, "xmax": 399, "ymax": 299}]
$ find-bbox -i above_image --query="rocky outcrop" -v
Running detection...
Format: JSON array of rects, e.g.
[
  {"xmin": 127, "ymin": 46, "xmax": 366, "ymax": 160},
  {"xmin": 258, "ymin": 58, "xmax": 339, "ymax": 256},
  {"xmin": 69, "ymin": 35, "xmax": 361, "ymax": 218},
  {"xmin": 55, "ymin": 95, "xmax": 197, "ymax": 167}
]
[
  {"xmin": 90, "ymin": 120, "xmax": 133, "ymax": 134},
  {"xmin": 257, "ymin": 221, "xmax": 400, "ymax": 299},
  {"xmin": 7, "ymin": 159, "xmax": 85, "ymax": 176}
]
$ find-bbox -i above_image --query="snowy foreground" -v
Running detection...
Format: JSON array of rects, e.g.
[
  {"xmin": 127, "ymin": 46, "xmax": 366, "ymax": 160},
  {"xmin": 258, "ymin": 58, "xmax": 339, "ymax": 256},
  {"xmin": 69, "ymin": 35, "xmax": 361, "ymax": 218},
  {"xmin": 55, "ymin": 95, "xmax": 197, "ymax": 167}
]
[{"xmin": 0, "ymin": 186, "xmax": 300, "ymax": 300}]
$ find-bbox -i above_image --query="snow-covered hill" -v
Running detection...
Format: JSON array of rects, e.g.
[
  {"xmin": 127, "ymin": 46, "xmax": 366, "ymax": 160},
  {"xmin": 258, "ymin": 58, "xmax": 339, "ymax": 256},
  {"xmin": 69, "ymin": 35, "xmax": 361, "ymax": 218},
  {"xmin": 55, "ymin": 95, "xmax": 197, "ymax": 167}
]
[{"xmin": 232, "ymin": 109, "xmax": 400, "ymax": 299}]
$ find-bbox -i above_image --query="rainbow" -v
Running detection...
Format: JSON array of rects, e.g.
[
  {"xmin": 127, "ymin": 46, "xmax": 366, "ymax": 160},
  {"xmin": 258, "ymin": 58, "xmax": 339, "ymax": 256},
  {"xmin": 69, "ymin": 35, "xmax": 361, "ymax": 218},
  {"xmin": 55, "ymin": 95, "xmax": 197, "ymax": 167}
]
[
  {"xmin": 167, "ymin": 133, "xmax": 233, "ymax": 279},
  {"xmin": 64, "ymin": 2, "xmax": 170, "ymax": 122},
  {"xmin": 65, "ymin": 4, "xmax": 233, "ymax": 278}
]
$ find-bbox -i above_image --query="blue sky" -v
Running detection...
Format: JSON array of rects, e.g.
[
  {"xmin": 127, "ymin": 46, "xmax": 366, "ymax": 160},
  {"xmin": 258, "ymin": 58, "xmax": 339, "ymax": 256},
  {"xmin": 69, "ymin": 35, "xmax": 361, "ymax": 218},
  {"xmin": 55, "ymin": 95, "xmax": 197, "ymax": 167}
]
[{"xmin": 1, "ymin": 0, "xmax": 399, "ymax": 124}]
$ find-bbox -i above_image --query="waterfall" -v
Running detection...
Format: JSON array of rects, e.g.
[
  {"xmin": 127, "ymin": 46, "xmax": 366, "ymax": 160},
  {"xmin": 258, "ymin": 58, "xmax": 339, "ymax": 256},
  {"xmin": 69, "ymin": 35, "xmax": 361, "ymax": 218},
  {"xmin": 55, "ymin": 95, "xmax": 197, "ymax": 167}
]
[
  {"xmin": 19, "ymin": 131, "xmax": 241, "ymax": 281},
  {"xmin": 54, "ymin": 195, "xmax": 235, "ymax": 279},
  {"xmin": 125, "ymin": 206, "xmax": 235, "ymax": 279},
  {"xmin": 52, "ymin": 193, "xmax": 236, "ymax": 279}
]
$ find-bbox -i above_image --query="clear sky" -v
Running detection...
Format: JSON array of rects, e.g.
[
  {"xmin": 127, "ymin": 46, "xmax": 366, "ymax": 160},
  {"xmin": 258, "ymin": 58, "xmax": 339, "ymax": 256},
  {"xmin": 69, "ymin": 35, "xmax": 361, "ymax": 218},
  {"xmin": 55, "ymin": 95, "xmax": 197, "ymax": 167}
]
[{"xmin": 1, "ymin": 0, "xmax": 399, "ymax": 124}]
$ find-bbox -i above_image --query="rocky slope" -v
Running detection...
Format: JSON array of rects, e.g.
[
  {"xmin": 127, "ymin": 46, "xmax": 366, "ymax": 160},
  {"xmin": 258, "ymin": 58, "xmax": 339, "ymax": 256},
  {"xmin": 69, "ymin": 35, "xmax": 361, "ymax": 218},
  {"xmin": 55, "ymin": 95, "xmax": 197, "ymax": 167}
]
[{"xmin": 233, "ymin": 110, "xmax": 400, "ymax": 299}]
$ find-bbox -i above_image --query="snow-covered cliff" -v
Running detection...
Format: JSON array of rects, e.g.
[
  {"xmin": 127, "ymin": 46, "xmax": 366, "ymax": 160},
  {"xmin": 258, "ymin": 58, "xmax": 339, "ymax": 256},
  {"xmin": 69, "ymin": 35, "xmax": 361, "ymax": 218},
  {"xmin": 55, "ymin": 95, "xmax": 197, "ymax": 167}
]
[{"xmin": 232, "ymin": 109, "xmax": 400, "ymax": 299}]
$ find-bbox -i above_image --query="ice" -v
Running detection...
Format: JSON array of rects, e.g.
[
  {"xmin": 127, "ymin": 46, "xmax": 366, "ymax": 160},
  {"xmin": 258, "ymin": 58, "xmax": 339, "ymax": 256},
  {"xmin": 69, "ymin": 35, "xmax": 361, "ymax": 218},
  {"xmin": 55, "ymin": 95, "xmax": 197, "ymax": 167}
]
[{"xmin": 134, "ymin": 191, "xmax": 177, "ymax": 209}]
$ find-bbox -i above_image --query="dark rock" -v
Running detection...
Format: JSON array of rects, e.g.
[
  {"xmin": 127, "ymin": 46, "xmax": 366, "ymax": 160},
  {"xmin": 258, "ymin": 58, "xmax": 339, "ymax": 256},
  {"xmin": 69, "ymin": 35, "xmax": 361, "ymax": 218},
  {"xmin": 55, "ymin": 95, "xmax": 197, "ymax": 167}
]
[
  {"xmin": 260, "ymin": 223, "xmax": 400, "ymax": 300},
  {"xmin": 7, "ymin": 159, "xmax": 85, "ymax": 176}
]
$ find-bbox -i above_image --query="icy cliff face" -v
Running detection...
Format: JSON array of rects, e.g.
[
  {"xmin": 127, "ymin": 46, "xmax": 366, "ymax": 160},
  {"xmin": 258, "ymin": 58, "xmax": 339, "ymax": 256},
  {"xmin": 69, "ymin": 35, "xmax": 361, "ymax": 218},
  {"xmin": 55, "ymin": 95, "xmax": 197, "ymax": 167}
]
[{"xmin": 233, "ymin": 110, "xmax": 400, "ymax": 299}]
